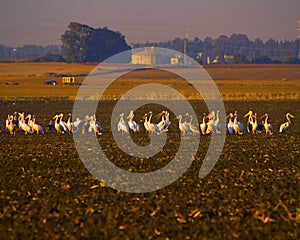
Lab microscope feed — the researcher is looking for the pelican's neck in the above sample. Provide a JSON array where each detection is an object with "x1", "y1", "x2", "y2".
[
  {"x1": 234, "y1": 115, "x2": 238, "y2": 124},
  {"x1": 178, "y1": 115, "x2": 182, "y2": 124},
  {"x1": 254, "y1": 114, "x2": 257, "y2": 124},
  {"x1": 264, "y1": 116, "x2": 268, "y2": 125},
  {"x1": 148, "y1": 113, "x2": 153, "y2": 123}
]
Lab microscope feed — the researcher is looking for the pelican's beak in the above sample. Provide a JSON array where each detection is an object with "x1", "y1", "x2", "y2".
[
  {"x1": 126, "y1": 112, "x2": 133, "y2": 119},
  {"x1": 243, "y1": 111, "x2": 251, "y2": 118},
  {"x1": 260, "y1": 114, "x2": 267, "y2": 119},
  {"x1": 156, "y1": 111, "x2": 164, "y2": 118}
]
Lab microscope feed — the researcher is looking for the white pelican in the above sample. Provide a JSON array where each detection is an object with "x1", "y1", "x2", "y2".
[
  {"x1": 214, "y1": 110, "x2": 221, "y2": 134},
  {"x1": 118, "y1": 113, "x2": 129, "y2": 134},
  {"x1": 251, "y1": 113, "x2": 258, "y2": 134},
  {"x1": 18, "y1": 113, "x2": 32, "y2": 134},
  {"x1": 90, "y1": 114, "x2": 102, "y2": 135},
  {"x1": 146, "y1": 111, "x2": 160, "y2": 134},
  {"x1": 58, "y1": 113, "x2": 68, "y2": 132},
  {"x1": 279, "y1": 113, "x2": 294, "y2": 134},
  {"x1": 206, "y1": 118, "x2": 215, "y2": 134},
  {"x1": 53, "y1": 114, "x2": 66, "y2": 133},
  {"x1": 66, "y1": 114, "x2": 74, "y2": 133},
  {"x1": 183, "y1": 113, "x2": 192, "y2": 133},
  {"x1": 73, "y1": 117, "x2": 83, "y2": 133},
  {"x1": 188, "y1": 115, "x2": 199, "y2": 135},
  {"x1": 200, "y1": 113, "x2": 207, "y2": 135},
  {"x1": 26, "y1": 114, "x2": 44, "y2": 134},
  {"x1": 200, "y1": 114, "x2": 207, "y2": 135},
  {"x1": 206, "y1": 111, "x2": 217, "y2": 134},
  {"x1": 233, "y1": 111, "x2": 244, "y2": 135},
  {"x1": 6, "y1": 115, "x2": 17, "y2": 135},
  {"x1": 164, "y1": 111, "x2": 171, "y2": 130},
  {"x1": 156, "y1": 110, "x2": 172, "y2": 132},
  {"x1": 127, "y1": 110, "x2": 140, "y2": 132},
  {"x1": 226, "y1": 113, "x2": 234, "y2": 134},
  {"x1": 156, "y1": 111, "x2": 166, "y2": 132},
  {"x1": 81, "y1": 115, "x2": 91, "y2": 134},
  {"x1": 142, "y1": 114, "x2": 151, "y2": 133},
  {"x1": 46, "y1": 120, "x2": 55, "y2": 133},
  {"x1": 175, "y1": 114, "x2": 188, "y2": 134},
  {"x1": 244, "y1": 111, "x2": 255, "y2": 133},
  {"x1": 261, "y1": 114, "x2": 273, "y2": 135}
]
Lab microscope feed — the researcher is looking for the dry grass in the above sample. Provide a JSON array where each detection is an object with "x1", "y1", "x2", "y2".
[{"x1": 0, "y1": 63, "x2": 299, "y2": 100}]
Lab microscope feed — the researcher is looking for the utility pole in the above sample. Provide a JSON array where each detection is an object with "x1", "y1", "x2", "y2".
[
  {"x1": 297, "y1": 20, "x2": 300, "y2": 60},
  {"x1": 183, "y1": 30, "x2": 188, "y2": 64}
]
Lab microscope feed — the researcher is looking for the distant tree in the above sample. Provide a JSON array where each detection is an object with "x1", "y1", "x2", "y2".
[
  {"x1": 61, "y1": 22, "x2": 131, "y2": 62},
  {"x1": 102, "y1": 33, "x2": 300, "y2": 64},
  {"x1": 31, "y1": 54, "x2": 66, "y2": 62},
  {"x1": 283, "y1": 56, "x2": 300, "y2": 64},
  {"x1": 254, "y1": 55, "x2": 272, "y2": 64},
  {"x1": 233, "y1": 53, "x2": 249, "y2": 64}
]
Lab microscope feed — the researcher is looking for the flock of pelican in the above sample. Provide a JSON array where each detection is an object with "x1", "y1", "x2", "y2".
[
  {"x1": 117, "y1": 110, "x2": 295, "y2": 136},
  {"x1": 3, "y1": 110, "x2": 295, "y2": 136},
  {"x1": 5, "y1": 112, "x2": 44, "y2": 135},
  {"x1": 4, "y1": 112, "x2": 102, "y2": 136}
]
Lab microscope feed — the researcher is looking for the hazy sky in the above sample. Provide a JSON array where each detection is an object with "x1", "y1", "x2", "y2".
[{"x1": 1, "y1": 0, "x2": 299, "y2": 47}]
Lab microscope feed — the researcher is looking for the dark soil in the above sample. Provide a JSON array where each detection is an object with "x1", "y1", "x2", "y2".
[{"x1": 0, "y1": 100, "x2": 299, "y2": 239}]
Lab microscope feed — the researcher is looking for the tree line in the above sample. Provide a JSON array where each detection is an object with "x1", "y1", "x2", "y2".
[
  {"x1": 134, "y1": 34, "x2": 300, "y2": 64},
  {"x1": 0, "y1": 44, "x2": 59, "y2": 62},
  {"x1": 0, "y1": 22, "x2": 299, "y2": 64}
]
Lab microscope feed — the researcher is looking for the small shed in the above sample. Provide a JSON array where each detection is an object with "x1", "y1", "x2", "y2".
[
  {"x1": 170, "y1": 57, "x2": 179, "y2": 65},
  {"x1": 62, "y1": 76, "x2": 75, "y2": 85}
]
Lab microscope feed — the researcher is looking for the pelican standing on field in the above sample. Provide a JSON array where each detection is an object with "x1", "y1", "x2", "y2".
[
  {"x1": 206, "y1": 111, "x2": 216, "y2": 134},
  {"x1": 53, "y1": 114, "x2": 65, "y2": 133},
  {"x1": 200, "y1": 114, "x2": 207, "y2": 135},
  {"x1": 226, "y1": 113, "x2": 234, "y2": 135},
  {"x1": 142, "y1": 114, "x2": 150, "y2": 133},
  {"x1": 118, "y1": 113, "x2": 129, "y2": 134},
  {"x1": 26, "y1": 114, "x2": 44, "y2": 134},
  {"x1": 6, "y1": 115, "x2": 17, "y2": 135},
  {"x1": 90, "y1": 114, "x2": 102, "y2": 135},
  {"x1": 261, "y1": 114, "x2": 273, "y2": 135},
  {"x1": 244, "y1": 111, "x2": 255, "y2": 133},
  {"x1": 279, "y1": 113, "x2": 294, "y2": 134},
  {"x1": 233, "y1": 111, "x2": 244, "y2": 135},
  {"x1": 183, "y1": 113, "x2": 192, "y2": 134},
  {"x1": 18, "y1": 112, "x2": 32, "y2": 134},
  {"x1": 66, "y1": 114, "x2": 74, "y2": 133},
  {"x1": 164, "y1": 111, "x2": 171, "y2": 131},
  {"x1": 127, "y1": 110, "x2": 140, "y2": 132},
  {"x1": 188, "y1": 115, "x2": 199, "y2": 135},
  {"x1": 146, "y1": 111, "x2": 160, "y2": 134},
  {"x1": 73, "y1": 117, "x2": 83, "y2": 133},
  {"x1": 214, "y1": 110, "x2": 221, "y2": 134},
  {"x1": 156, "y1": 111, "x2": 171, "y2": 132},
  {"x1": 175, "y1": 114, "x2": 188, "y2": 134},
  {"x1": 59, "y1": 113, "x2": 68, "y2": 132}
]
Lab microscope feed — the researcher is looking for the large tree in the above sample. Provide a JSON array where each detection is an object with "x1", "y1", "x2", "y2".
[{"x1": 61, "y1": 22, "x2": 131, "y2": 62}]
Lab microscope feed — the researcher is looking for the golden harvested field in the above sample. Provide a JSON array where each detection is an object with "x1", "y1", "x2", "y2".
[
  {"x1": 0, "y1": 63, "x2": 299, "y2": 100},
  {"x1": 0, "y1": 63, "x2": 300, "y2": 239}
]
